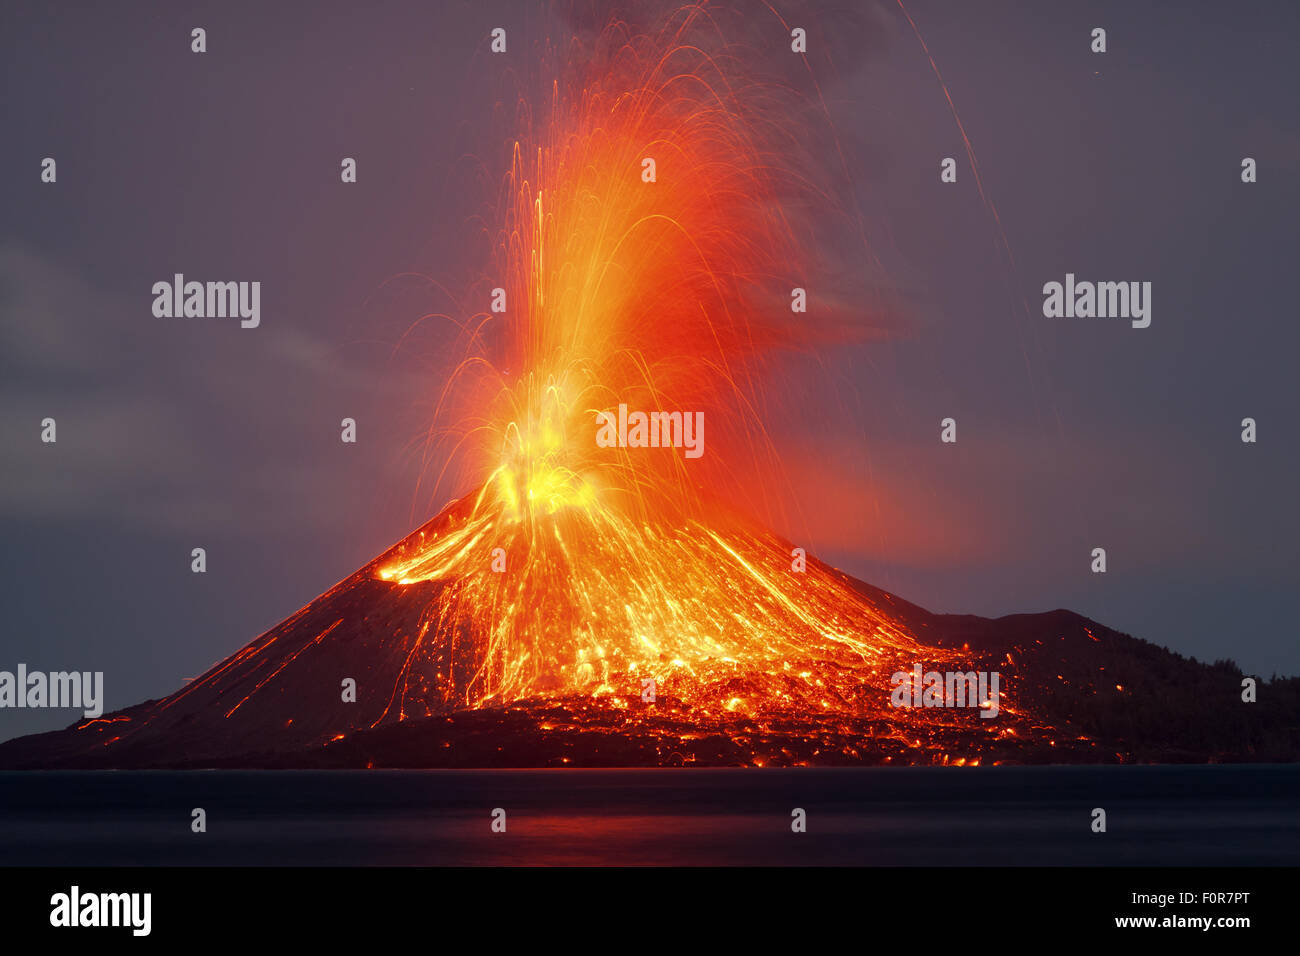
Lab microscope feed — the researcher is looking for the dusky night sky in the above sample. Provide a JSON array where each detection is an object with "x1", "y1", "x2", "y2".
[{"x1": 2, "y1": 0, "x2": 1297, "y2": 741}]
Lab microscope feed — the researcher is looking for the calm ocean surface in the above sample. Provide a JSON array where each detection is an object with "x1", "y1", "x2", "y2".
[{"x1": 1, "y1": 765, "x2": 1296, "y2": 865}]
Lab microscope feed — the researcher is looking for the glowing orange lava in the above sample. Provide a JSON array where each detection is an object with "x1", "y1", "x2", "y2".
[{"x1": 377, "y1": 6, "x2": 957, "y2": 720}]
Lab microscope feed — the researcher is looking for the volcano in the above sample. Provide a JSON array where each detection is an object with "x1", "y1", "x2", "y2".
[
  {"x1": 5, "y1": 488, "x2": 1295, "y2": 770},
  {"x1": 7, "y1": 5, "x2": 1297, "y2": 771},
  {"x1": 0, "y1": 489, "x2": 1045, "y2": 768}
]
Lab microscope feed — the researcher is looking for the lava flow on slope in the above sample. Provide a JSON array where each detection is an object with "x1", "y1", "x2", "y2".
[{"x1": 53, "y1": 489, "x2": 1069, "y2": 768}]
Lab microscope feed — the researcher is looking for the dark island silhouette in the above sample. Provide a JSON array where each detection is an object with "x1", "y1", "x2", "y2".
[{"x1": 3, "y1": 493, "x2": 1297, "y2": 770}]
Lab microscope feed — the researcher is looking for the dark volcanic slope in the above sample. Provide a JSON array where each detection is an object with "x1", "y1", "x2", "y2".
[
  {"x1": 0, "y1": 507, "x2": 466, "y2": 769},
  {"x1": 845, "y1": 577, "x2": 1300, "y2": 764}
]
